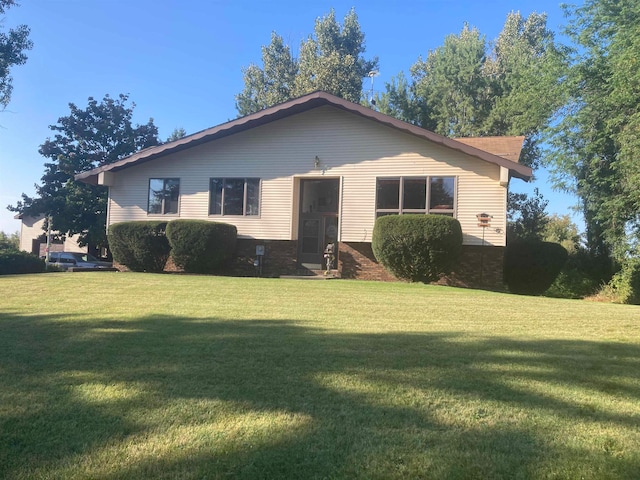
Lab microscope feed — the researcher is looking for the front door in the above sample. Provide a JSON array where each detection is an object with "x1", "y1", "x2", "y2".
[{"x1": 298, "y1": 179, "x2": 339, "y2": 269}]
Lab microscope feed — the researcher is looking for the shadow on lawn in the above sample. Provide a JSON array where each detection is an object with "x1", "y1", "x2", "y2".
[{"x1": 1, "y1": 312, "x2": 639, "y2": 479}]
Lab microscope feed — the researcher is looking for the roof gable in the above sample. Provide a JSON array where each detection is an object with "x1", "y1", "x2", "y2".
[{"x1": 75, "y1": 91, "x2": 532, "y2": 184}]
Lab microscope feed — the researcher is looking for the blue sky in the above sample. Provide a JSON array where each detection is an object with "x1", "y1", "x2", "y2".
[{"x1": 0, "y1": 0, "x2": 578, "y2": 234}]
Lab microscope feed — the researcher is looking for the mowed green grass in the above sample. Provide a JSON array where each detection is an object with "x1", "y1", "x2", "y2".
[{"x1": 1, "y1": 273, "x2": 639, "y2": 479}]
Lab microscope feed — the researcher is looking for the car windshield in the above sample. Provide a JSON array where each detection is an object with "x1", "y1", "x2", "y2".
[{"x1": 70, "y1": 253, "x2": 99, "y2": 262}]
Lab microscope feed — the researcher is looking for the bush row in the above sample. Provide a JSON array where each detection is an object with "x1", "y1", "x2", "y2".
[
  {"x1": 371, "y1": 215, "x2": 569, "y2": 295},
  {"x1": 108, "y1": 220, "x2": 237, "y2": 274},
  {"x1": 0, "y1": 251, "x2": 46, "y2": 275}
]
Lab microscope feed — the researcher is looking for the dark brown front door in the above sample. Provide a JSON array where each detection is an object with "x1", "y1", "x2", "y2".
[{"x1": 298, "y1": 179, "x2": 339, "y2": 269}]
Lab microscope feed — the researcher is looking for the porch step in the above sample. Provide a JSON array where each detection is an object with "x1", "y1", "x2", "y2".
[{"x1": 280, "y1": 269, "x2": 341, "y2": 280}]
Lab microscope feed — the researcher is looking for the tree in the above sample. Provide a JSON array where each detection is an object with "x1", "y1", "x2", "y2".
[
  {"x1": 236, "y1": 32, "x2": 298, "y2": 116},
  {"x1": 166, "y1": 127, "x2": 187, "y2": 142},
  {"x1": 410, "y1": 24, "x2": 490, "y2": 137},
  {"x1": 0, "y1": 231, "x2": 19, "y2": 251},
  {"x1": 0, "y1": 0, "x2": 32, "y2": 109},
  {"x1": 235, "y1": 8, "x2": 378, "y2": 116},
  {"x1": 546, "y1": 0, "x2": 640, "y2": 261},
  {"x1": 294, "y1": 8, "x2": 378, "y2": 103},
  {"x1": 507, "y1": 188, "x2": 549, "y2": 241},
  {"x1": 543, "y1": 214, "x2": 581, "y2": 254},
  {"x1": 378, "y1": 12, "x2": 566, "y2": 168},
  {"x1": 9, "y1": 94, "x2": 159, "y2": 250}
]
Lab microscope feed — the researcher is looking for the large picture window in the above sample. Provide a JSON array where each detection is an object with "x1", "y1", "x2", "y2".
[
  {"x1": 376, "y1": 176, "x2": 455, "y2": 217},
  {"x1": 148, "y1": 178, "x2": 180, "y2": 214},
  {"x1": 209, "y1": 178, "x2": 260, "y2": 216}
]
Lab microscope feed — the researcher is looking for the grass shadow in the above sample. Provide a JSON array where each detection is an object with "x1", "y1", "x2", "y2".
[{"x1": 1, "y1": 312, "x2": 639, "y2": 478}]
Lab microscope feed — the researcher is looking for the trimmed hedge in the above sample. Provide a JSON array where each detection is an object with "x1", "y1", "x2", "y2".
[
  {"x1": 166, "y1": 220, "x2": 237, "y2": 274},
  {"x1": 108, "y1": 221, "x2": 171, "y2": 272},
  {"x1": 504, "y1": 240, "x2": 568, "y2": 295},
  {"x1": 0, "y1": 251, "x2": 46, "y2": 275},
  {"x1": 372, "y1": 214, "x2": 463, "y2": 283}
]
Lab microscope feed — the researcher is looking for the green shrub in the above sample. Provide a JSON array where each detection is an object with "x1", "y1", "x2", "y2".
[
  {"x1": 607, "y1": 258, "x2": 640, "y2": 305},
  {"x1": 543, "y1": 248, "x2": 602, "y2": 299},
  {"x1": 108, "y1": 221, "x2": 170, "y2": 272},
  {"x1": 166, "y1": 220, "x2": 237, "y2": 274},
  {"x1": 0, "y1": 251, "x2": 46, "y2": 275},
  {"x1": 372, "y1": 214, "x2": 463, "y2": 283},
  {"x1": 504, "y1": 240, "x2": 568, "y2": 295}
]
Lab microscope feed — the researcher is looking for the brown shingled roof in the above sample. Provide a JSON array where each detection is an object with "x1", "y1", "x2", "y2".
[
  {"x1": 75, "y1": 91, "x2": 532, "y2": 184},
  {"x1": 455, "y1": 136, "x2": 525, "y2": 163}
]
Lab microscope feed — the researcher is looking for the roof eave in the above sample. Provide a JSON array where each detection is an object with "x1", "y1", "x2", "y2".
[{"x1": 74, "y1": 91, "x2": 533, "y2": 184}]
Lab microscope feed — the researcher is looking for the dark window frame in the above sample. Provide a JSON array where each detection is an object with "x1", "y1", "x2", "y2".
[
  {"x1": 209, "y1": 178, "x2": 261, "y2": 216},
  {"x1": 148, "y1": 178, "x2": 180, "y2": 215},
  {"x1": 375, "y1": 176, "x2": 456, "y2": 218}
]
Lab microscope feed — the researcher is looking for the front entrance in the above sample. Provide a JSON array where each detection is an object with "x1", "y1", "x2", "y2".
[{"x1": 298, "y1": 179, "x2": 340, "y2": 269}]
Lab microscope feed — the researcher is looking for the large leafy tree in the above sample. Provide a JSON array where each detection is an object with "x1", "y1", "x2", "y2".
[
  {"x1": 378, "y1": 12, "x2": 566, "y2": 168},
  {"x1": 9, "y1": 94, "x2": 159, "y2": 249},
  {"x1": 0, "y1": 0, "x2": 32, "y2": 109},
  {"x1": 236, "y1": 32, "x2": 298, "y2": 116},
  {"x1": 294, "y1": 8, "x2": 378, "y2": 103},
  {"x1": 547, "y1": 0, "x2": 640, "y2": 261},
  {"x1": 506, "y1": 188, "x2": 549, "y2": 242},
  {"x1": 409, "y1": 24, "x2": 490, "y2": 137},
  {"x1": 235, "y1": 8, "x2": 378, "y2": 116}
]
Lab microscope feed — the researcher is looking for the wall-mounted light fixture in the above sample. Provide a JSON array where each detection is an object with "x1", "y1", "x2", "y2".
[{"x1": 314, "y1": 156, "x2": 320, "y2": 168}]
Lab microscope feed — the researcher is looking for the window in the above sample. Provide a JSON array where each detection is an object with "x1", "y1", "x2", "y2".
[
  {"x1": 376, "y1": 176, "x2": 456, "y2": 217},
  {"x1": 429, "y1": 177, "x2": 455, "y2": 212},
  {"x1": 148, "y1": 178, "x2": 180, "y2": 214},
  {"x1": 209, "y1": 178, "x2": 260, "y2": 216}
]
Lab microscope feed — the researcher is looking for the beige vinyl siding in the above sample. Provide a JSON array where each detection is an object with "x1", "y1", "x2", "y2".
[
  {"x1": 107, "y1": 106, "x2": 509, "y2": 246},
  {"x1": 18, "y1": 215, "x2": 86, "y2": 253},
  {"x1": 18, "y1": 216, "x2": 43, "y2": 252}
]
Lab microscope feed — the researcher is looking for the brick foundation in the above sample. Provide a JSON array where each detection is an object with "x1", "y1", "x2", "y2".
[
  {"x1": 339, "y1": 242, "x2": 505, "y2": 290},
  {"x1": 338, "y1": 242, "x2": 397, "y2": 281},
  {"x1": 226, "y1": 239, "x2": 299, "y2": 277},
  {"x1": 438, "y1": 245, "x2": 505, "y2": 291},
  {"x1": 115, "y1": 238, "x2": 505, "y2": 290}
]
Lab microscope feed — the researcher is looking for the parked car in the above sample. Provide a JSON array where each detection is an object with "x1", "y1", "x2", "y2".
[{"x1": 46, "y1": 252, "x2": 113, "y2": 270}]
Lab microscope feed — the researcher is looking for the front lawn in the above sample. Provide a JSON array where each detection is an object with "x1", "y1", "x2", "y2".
[{"x1": 1, "y1": 273, "x2": 639, "y2": 479}]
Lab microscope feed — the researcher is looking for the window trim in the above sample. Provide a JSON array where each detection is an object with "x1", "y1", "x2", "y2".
[
  {"x1": 208, "y1": 177, "x2": 261, "y2": 217},
  {"x1": 147, "y1": 178, "x2": 180, "y2": 215},
  {"x1": 375, "y1": 176, "x2": 457, "y2": 218}
]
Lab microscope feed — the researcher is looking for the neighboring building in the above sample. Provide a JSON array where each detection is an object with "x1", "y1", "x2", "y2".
[
  {"x1": 15, "y1": 214, "x2": 87, "y2": 257},
  {"x1": 75, "y1": 91, "x2": 532, "y2": 288}
]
